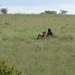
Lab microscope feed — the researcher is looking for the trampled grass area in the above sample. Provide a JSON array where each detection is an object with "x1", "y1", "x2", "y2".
[{"x1": 0, "y1": 14, "x2": 75, "y2": 75}]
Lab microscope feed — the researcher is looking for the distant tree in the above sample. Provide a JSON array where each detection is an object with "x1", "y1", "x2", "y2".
[
  {"x1": 60, "y1": 10, "x2": 68, "y2": 15},
  {"x1": 1, "y1": 8, "x2": 8, "y2": 14},
  {"x1": 0, "y1": 5, "x2": 1, "y2": 14},
  {"x1": 44, "y1": 10, "x2": 57, "y2": 14}
]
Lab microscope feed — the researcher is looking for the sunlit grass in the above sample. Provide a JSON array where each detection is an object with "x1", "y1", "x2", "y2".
[{"x1": 0, "y1": 14, "x2": 75, "y2": 75}]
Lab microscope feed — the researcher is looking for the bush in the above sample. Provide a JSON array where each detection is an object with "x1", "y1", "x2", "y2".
[{"x1": 0, "y1": 60, "x2": 22, "y2": 75}]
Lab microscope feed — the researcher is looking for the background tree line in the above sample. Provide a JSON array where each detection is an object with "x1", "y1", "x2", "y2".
[
  {"x1": 0, "y1": 5, "x2": 68, "y2": 14},
  {"x1": 41, "y1": 10, "x2": 68, "y2": 15}
]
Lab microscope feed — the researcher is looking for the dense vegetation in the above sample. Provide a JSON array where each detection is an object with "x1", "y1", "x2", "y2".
[
  {"x1": 0, "y1": 14, "x2": 75, "y2": 75},
  {"x1": 0, "y1": 60, "x2": 21, "y2": 75}
]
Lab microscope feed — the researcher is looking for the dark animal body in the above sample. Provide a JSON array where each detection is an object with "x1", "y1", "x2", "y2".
[{"x1": 46, "y1": 28, "x2": 53, "y2": 37}]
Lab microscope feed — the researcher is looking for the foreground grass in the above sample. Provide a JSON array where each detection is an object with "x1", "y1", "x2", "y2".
[{"x1": 0, "y1": 14, "x2": 75, "y2": 75}]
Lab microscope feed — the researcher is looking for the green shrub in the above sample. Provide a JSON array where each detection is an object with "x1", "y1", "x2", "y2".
[{"x1": 0, "y1": 60, "x2": 22, "y2": 75}]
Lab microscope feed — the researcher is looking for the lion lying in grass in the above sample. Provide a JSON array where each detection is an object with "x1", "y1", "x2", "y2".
[{"x1": 37, "y1": 28, "x2": 53, "y2": 39}]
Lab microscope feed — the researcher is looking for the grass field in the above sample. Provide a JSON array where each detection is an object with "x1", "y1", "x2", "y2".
[{"x1": 0, "y1": 14, "x2": 75, "y2": 75}]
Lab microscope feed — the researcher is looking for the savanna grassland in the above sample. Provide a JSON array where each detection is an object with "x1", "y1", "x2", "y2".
[{"x1": 0, "y1": 14, "x2": 75, "y2": 75}]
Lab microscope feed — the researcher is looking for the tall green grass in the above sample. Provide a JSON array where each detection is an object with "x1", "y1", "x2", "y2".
[{"x1": 0, "y1": 14, "x2": 75, "y2": 75}]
